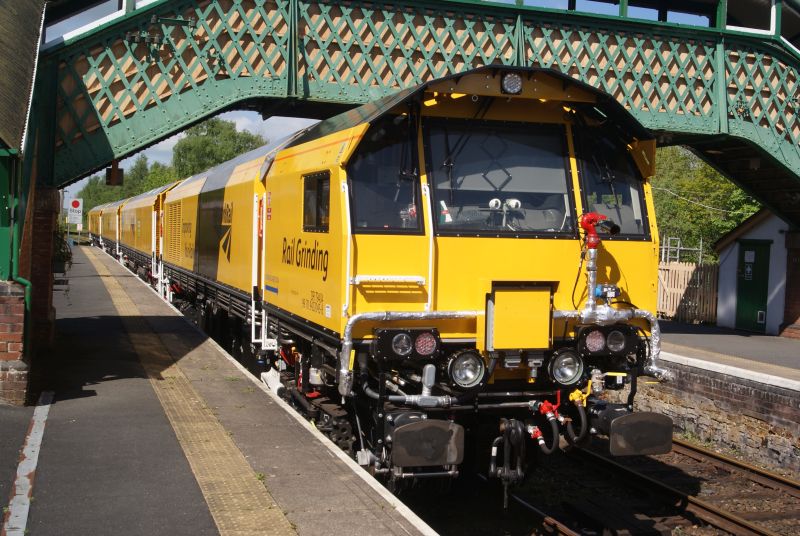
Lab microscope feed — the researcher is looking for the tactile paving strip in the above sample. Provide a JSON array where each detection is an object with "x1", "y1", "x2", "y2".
[{"x1": 85, "y1": 248, "x2": 295, "y2": 536}]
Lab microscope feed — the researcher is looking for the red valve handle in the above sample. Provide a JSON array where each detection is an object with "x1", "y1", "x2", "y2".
[
  {"x1": 538, "y1": 400, "x2": 557, "y2": 417},
  {"x1": 579, "y1": 212, "x2": 607, "y2": 249}
]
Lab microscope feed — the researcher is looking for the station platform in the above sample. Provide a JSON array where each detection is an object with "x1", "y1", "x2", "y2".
[
  {"x1": 660, "y1": 322, "x2": 800, "y2": 388},
  {"x1": 1, "y1": 246, "x2": 434, "y2": 536}
]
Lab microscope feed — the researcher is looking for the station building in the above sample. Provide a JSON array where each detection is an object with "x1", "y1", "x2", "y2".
[{"x1": 715, "y1": 209, "x2": 800, "y2": 338}]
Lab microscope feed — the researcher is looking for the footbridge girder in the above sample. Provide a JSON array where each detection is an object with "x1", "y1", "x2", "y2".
[{"x1": 31, "y1": 0, "x2": 800, "y2": 226}]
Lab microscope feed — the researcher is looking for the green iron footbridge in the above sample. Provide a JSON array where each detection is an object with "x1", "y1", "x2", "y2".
[{"x1": 29, "y1": 0, "x2": 800, "y2": 226}]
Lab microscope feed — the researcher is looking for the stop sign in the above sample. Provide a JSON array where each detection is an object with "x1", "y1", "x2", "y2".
[{"x1": 68, "y1": 198, "x2": 83, "y2": 224}]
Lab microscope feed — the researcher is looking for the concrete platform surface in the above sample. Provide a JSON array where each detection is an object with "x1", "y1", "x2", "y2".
[
  {"x1": 0, "y1": 404, "x2": 33, "y2": 513},
  {"x1": 660, "y1": 321, "x2": 800, "y2": 386},
  {"x1": 2, "y1": 246, "x2": 433, "y2": 536}
]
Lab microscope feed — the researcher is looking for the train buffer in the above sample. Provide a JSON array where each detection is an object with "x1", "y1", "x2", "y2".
[{"x1": 0, "y1": 245, "x2": 434, "y2": 536}]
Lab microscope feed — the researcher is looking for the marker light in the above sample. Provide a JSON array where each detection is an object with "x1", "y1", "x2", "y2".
[
  {"x1": 448, "y1": 351, "x2": 486, "y2": 389},
  {"x1": 606, "y1": 330, "x2": 627, "y2": 353},
  {"x1": 584, "y1": 330, "x2": 606, "y2": 353},
  {"x1": 414, "y1": 332, "x2": 438, "y2": 356},
  {"x1": 391, "y1": 333, "x2": 413, "y2": 357},
  {"x1": 501, "y1": 72, "x2": 523, "y2": 95},
  {"x1": 549, "y1": 350, "x2": 584, "y2": 386}
]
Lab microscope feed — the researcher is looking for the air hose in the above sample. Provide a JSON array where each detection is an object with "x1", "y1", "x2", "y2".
[
  {"x1": 565, "y1": 402, "x2": 589, "y2": 445},
  {"x1": 538, "y1": 417, "x2": 559, "y2": 454}
]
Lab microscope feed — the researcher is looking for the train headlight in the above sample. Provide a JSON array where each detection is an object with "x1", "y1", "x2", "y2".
[
  {"x1": 414, "y1": 332, "x2": 438, "y2": 356},
  {"x1": 501, "y1": 72, "x2": 523, "y2": 95},
  {"x1": 448, "y1": 351, "x2": 485, "y2": 389},
  {"x1": 549, "y1": 350, "x2": 584, "y2": 386},
  {"x1": 391, "y1": 333, "x2": 413, "y2": 357},
  {"x1": 584, "y1": 329, "x2": 606, "y2": 353},
  {"x1": 606, "y1": 330, "x2": 627, "y2": 354}
]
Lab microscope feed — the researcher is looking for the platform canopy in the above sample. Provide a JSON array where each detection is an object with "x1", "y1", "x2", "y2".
[{"x1": 0, "y1": 0, "x2": 47, "y2": 151}]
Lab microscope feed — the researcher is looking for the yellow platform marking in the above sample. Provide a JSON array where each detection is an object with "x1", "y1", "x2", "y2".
[{"x1": 84, "y1": 248, "x2": 295, "y2": 536}]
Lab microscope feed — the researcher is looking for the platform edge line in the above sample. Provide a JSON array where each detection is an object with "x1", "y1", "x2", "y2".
[
  {"x1": 102, "y1": 247, "x2": 440, "y2": 536},
  {"x1": 2, "y1": 391, "x2": 54, "y2": 536}
]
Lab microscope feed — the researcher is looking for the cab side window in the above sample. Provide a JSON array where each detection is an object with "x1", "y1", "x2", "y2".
[
  {"x1": 303, "y1": 171, "x2": 330, "y2": 232},
  {"x1": 347, "y1": 114, "x2": 421, "y2": 233}
]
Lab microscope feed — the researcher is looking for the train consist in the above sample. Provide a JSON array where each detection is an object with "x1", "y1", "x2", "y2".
[{"x1": 88, "y1": 66, "x2": 673, "y2": 490}]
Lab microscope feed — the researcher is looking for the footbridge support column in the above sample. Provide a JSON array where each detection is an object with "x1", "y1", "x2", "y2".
[{"x1": 28, "y1": 188, "x2": 60, "y2": 350}]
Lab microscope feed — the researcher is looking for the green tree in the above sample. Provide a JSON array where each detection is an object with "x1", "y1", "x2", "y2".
[
  {"x1": 121, "y1": 154, "x2": 150, "y2": 198},
  {"x1": 172, "y1": 118, "x2": 265, "y2": 178},
  {"x1": 141, "y1": 162, "x2": 176, "y2": 192},
  {"x1": 652, "y1": 146, "x2": 760, "y2": 261},
  {"x1": 78, "y1": 117, "x2": 266, "y2": 220},
  {"x1": 79, "y1": 175, "x2": 122, "y2": 217}
]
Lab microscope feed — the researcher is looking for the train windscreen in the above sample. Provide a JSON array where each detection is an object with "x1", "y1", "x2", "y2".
[
  {"x1": 576, "y1": 127, "x2": 648, "y2": 237},
  {"x1": 424, "y1": 119, "x2": 573, "y2": 235}
]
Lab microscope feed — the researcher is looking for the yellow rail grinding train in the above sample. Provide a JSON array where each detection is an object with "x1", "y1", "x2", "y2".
[{"x1": 88, "y1": 66, "x2": 673, "y2": 489}]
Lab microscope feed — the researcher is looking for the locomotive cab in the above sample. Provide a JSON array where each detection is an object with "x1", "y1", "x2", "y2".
[{"x1": 261, "y1": 66, "x2": 672, "y2": 487}]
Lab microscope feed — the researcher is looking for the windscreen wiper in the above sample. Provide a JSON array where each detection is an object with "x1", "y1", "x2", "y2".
[
  {"x1": 592, "y1": 153, "x2": 620, "y2": 208},
  {"x1": 441, "y1": 97, "x2": 494, "y2": 204}
]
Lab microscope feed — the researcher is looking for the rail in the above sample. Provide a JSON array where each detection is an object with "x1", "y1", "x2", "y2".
[{"x1": 571, "y1": 445, "x2": 794, "y2": 536}]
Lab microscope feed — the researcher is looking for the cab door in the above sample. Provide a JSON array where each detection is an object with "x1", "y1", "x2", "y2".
[{"x1": 347, "y1": 115, "x2": 432, "y2": 313}]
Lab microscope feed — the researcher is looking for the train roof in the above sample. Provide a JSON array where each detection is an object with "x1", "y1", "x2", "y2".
[
  {"x1": 122, "y1": 181, "x2": 181, "y2": 211},
  {"x1": 168, "y1": 130, "x2": 308, "y2": 200},
  {"x1": 103, "y1": 197, "x2": 128, "y2": 211},
  {"x1": 87, "y1": 202, "x2": 109, "y2": 215},
  {"x1": 289, "y1": 65, "x2": 653, "y2": 148}
]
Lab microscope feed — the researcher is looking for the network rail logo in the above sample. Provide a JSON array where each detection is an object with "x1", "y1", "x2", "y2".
[{"x1": 221, "y1": 202, "x2": 233, "y2": 261}]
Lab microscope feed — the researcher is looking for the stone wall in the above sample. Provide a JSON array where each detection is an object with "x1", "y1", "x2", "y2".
[
  {"x1": 618, "y1": 362, "x2": 800, "y2": 475},
  {"x1": 0, "y1": 281, "x2": 27, "y2": 405}
]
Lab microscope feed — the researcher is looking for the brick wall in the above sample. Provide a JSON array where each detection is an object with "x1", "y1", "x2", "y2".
[
  {"x1": 0, "y1": 282, "x2": 27, "y2": 405},
  {"x1": 30, "y1": 187, "x2": 59, "y2": 347},
  {"x1": 611, "y1": 362, "x2": 800, "y2": 474}
]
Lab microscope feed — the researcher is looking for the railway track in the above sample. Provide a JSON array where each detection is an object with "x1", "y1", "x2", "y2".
[
  {"x1": 175, "y1": 288, "x2": 798, "y2": 536},
  {"x1": 568, "y1": 439, "x2": 800, "y2": 536}
]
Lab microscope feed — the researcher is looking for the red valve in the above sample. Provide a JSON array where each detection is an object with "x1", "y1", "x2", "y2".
[
  {"x1": 538, "y1": 400, "x2": 557, "y2": 417},
  {"x1": 530, "y1": 426, "x2": 543, "y2": 440},
  {"x1": 579, "y1": 212, "x2": 607, "y2": 250}
]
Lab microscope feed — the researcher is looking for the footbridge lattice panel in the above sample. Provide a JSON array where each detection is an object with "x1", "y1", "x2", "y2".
[{"x1": 35, "y1": 0, "x2": 800, "y2": 224}]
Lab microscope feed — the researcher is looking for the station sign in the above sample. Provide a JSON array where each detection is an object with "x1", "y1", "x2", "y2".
[{"x1": 68, "y1": 198, "x2": 83, "y2": 225}]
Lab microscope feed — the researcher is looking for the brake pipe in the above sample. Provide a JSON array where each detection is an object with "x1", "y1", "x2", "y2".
[
  {"x1": 565, "y1": 404, "x2": 589, "y2": 445},
  {"x1": 526, "y1": 401, "x2": 559, "y2": 454},
  {"x1": 555, "y1": 213, "x2": 672, "y2": 382},
  {"x1": 528, "y1": 419, "x2": 559, "y2": 455},
  {"x1": 565, "y1": 384, "x2": 591, "y2": 445}
]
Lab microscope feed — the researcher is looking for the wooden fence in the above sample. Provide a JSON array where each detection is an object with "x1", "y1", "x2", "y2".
[{"x1": 657, "y1": 262, "x2": 719, "y2": 324}]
